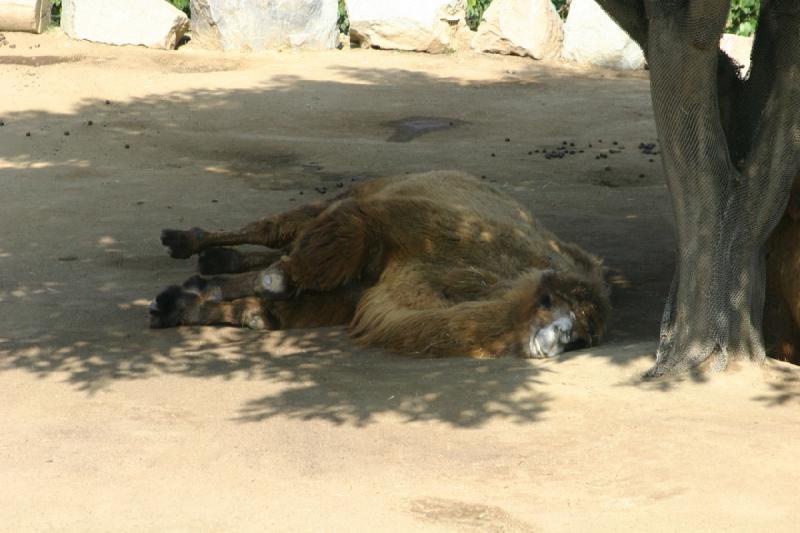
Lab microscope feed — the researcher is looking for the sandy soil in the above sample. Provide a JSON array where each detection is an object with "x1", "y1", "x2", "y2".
[{"x1": 1, "y1": 30, "x2": 799, "y2": 532}]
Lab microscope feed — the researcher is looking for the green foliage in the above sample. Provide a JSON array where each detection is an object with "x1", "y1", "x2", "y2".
[
  {"x1": 50, "y1": 0, "x2": 61, "y2": 23},
  {"x1": 337, "y1": 0, "x2": 349, "y2": 34},
  {"x1": 551, "y1": 0, "x2": 570, "y2": 19},
  {"x1": 727, "y1": 0, "x2": 760, "y2": 36},
  {"x1": 170, "y1": 0, "x2": 191, "y2": 17},
  {"x1": 466, "y1": 0, "x2": 492, "y2": 31}
]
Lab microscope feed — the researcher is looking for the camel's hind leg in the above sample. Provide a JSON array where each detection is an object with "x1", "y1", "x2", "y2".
[
  {"x1": 179, "y1": 268, "x2": 291, "y2": 302},
  {"x1": 160, "y1": 198, "x2": 337, "y2": 259},
  {"x1": 265, "y1": 198, "x2": 384, "y2": 294},
  {"x1": 197, "y1": 247, "x2": 284, "y2": 275},
  {"x1": 149, "y1": 285, "x2": 360, "y2": 330}
]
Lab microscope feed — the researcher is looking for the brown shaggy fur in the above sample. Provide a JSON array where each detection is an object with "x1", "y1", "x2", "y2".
[{"x1": 151, "y1": 171, "x2": 610, "y2": 358}]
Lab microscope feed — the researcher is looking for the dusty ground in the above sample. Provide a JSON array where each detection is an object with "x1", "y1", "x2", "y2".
[{"x1": 1, "y1": 30, "x2": 799, "y2": 532}]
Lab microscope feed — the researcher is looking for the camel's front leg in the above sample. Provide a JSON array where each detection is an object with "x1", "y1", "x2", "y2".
[{"x1": 645, "y1": 1, "x2": 800, "y2": 376}]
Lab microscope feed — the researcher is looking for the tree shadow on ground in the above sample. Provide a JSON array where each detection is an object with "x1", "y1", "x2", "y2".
[{"x1": 4, "y1": 57, "x2": 784, "y2": 424}]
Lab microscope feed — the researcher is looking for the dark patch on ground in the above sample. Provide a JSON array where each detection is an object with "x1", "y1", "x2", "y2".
[
  {"x1": 383, "y1": 116, "x2": 465, "y2": 142},
  {"x1": 0, "y1": 55, "x2": 84, "y2": 67}
]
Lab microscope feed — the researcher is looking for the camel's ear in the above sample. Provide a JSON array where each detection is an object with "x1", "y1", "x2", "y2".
[{"x1": 787, "y1": 180, "x2": 800, "y2": 221}]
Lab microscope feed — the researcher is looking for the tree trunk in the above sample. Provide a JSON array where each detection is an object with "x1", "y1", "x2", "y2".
[{"x1": 594, "y1": 0, "x2": 800, "y2": 376}]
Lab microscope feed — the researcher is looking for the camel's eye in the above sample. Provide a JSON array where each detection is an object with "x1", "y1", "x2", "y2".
[{"x1": 539, "y1": 293, "x2": 552, "y2": 310}]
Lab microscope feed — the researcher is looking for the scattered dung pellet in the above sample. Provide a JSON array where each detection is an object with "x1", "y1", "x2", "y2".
[
  {"x1": 0, "y1": 120, "x2": 4, "y2": 126},
  {"x1": 528, "y1": 151, "x2": 533, "y2": 155},
  {"x1": 166, "y1": 205, "x2": 172, "y2": 209},
  {"x1": 491, "y1": 153, "x2": 496, "y2": 157},
  {"x1": 649, "y1": 158, "x2": 655, "y2": 162},
  {"x1": 605, "y1": 166, "x2": 612, "y2": 171},
  {"x1": 595, "y1": 155, "x2": 600, "y2": 160},
  {"x1": 315, "y1": 186, "x2": 327, "y2": 194},
  {"x1": 569, "y1": 151, "x2": 576, "y2": 155},
  {"x1": 449, "y1": 121, "x2": 454, "y2": 126},
  {"x1": 562, "y1": 141, "x2": 568, "y2": 145},
  {"x1": 299, "y1": 191, "x2": 304, "y2": 195},
  {"x1": 579, "y1": 150, "x2": 584, "y2": 153},
  {"x1": 25, "y1": 132, "x2": 30, "y2": 137},
  {"x1": 136, "y1": 201, "x2": 144, "y2": 205},
  {"x1": 569, "y1": 142, "x2": 575, "y2": 147},
  {"x1": 481, "y1": 175, "x2": 487, "y2": 180},
  {"x1": 639, "y1": 174, "x2": 646, "y2": 178},
  {"x1": 612, "y1": 141, "x2": 618, "y2": 145},
  {"x1": 598, "y1": 139, "x2": 603, "y2": 143},
  {"x1": 211, "y1": 199, "x2": 218, "y2": 203},
  {"x1": 64, "y1": 131, "x2": 70, "y2": 136},
  {"x1": 124, "y1": 144, "x2": 130, "y2": 149},
  {"x1": 505, "y1": 138, "x2": 510, "y2": 142},
  {"x1": 336, "y1": 182, "x2": 344, "y2": 188},
  {"x1": 534, "y1": 149, "x2": 540, "y2": 153},
  {"x1": 588, "y1": 143, "x2": 593, "y2": 148},
  {"x1": 289, "y1": 198, "x2": 296, "y2": 202},
  {"x1": 105, "y1": 100, "x2": 111, "y2": 105},
  {"x1": 87, "y1": 120, "x2": 93, "y2": 126}
]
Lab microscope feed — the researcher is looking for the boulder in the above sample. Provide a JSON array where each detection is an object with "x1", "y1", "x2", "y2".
[
  {"x1": 720, "y1": 33, "x2": 753, "y2": 76},
  {"x1": 61, "y1": 0, "x2": 188, "y2": 49},
  {"x1": 190, "y1": 0, "x2": 339, "y2": 51},
  {"x1": 561, "y1": 0, "x2": 645, "y2": 70},
  {"x1": 348, "y1": 0, "x2": 470, "y2": 54},
  {"x1": 471, "y1": 0, "x2": 563, "y2": 60},
  {"x1": 0, "y1": 0, "x2": 51, "y2": 34}
]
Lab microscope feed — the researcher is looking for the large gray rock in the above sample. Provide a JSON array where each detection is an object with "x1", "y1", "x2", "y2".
[
  {"x1": 561, "y1": 0, "x2": 645, "y2": 70},
  {"x1": 348, "y1": 0, "x2": 470, "y2": 54},
  {"x1": 190, "y1": 0, "x2": 339, "y2": 51},
  {"x1": 471, "y1": 0, "x2": 563, "y2": 60},
  {"x1": 61, "y1": 0, "x2": 189, "y2": 49},
  {"x1": 0, "y1": 0, "x2": 51, "y2": 33}
]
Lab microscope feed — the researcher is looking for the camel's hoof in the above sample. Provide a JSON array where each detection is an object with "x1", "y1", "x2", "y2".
[
  {"x1": 149, "y1": 285, "x2": 198, "y2": 328},
  {"x1": 161, "y1": 227, "x2": 204, "y2": 259}
]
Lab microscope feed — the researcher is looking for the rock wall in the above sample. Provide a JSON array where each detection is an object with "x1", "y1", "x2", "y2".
[
  {"x1": 0, "y1": 0, "x2": 51, "y2": 33},
  {"x1": 348, "y1": 0, "x2": 470, "y2": 53},
  {"x1": 561, "y1": 0, "x2": 645, "y2": 70},
  {"x1": 61, "y1": 0, "x2": 189, "y2": 49},
  {"x1": 190, "y1": 0, "x2": 339, "y2": 51},
  {"x1": 471, "y1": 0, "x2": 563, "y2": 60}
]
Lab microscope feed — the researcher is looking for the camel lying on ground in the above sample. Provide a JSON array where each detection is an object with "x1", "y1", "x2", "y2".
[{"x1": 149, "y1": 171, "x2": 610, "y2": 358}]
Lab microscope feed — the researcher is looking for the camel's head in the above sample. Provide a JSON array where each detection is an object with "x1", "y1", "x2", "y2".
[{"x1": 522, "y1": 270, "x2": 610, "y2": 358}]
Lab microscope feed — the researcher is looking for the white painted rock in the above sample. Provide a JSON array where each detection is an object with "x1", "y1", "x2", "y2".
[
  {"x1": 0, "y1": 0, "x2": 51, "y2": 33},
  {"x1": 190, "y1": 0, "x2": 339, "y2": 51},
  {"x1": 561, "y1": 0, "x2": 645, "y2": 70},
  {"x1": 348, "y1": 0, "x2": 469, "y2": 54},
  {"x1": 471, "y1": 0, "x2": 563, "y2": 60},
  {"x1": 720, "y1": 33, "x2": 753, "y2": 76},
  {"x1": 61, "y1": 0, "x2": 189, "y2": 49}
]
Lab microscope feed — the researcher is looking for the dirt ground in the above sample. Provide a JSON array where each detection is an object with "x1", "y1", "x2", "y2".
[{"x1": 1, "y1": 30, "x2": 799, "y2": 532}]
